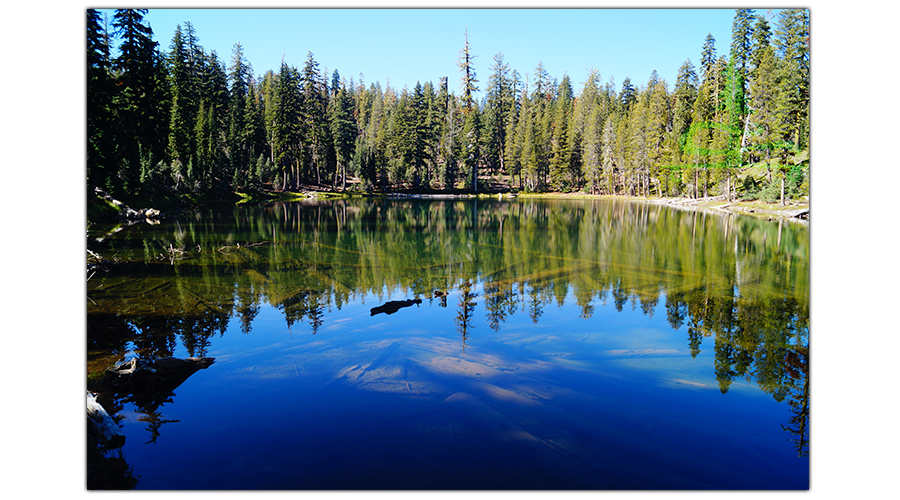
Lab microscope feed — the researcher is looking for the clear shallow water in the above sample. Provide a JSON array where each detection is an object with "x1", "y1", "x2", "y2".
[{"x1": 87, "y1": 197, "x2": 809, "y2": 490}]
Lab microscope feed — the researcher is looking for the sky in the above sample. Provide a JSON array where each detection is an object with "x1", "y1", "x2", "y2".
[{"x1": 103, "y1": 7, "x2": 750, "y2": 97}]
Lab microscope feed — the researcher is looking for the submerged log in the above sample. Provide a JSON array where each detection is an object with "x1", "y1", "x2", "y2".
[
  {"x1": 101, "y1": 356, "x2": 215, "y2": 403},
  {"x1": 370, "y1": 299, "x2": 422, "y2": 316},
  {"x1": 87, "y1": 391, "x2": 125, "y2": 448}
]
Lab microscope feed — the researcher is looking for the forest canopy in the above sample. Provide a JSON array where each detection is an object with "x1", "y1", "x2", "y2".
[{"x1": 87, "y1": 8, "x2": 809, "y2": 202}]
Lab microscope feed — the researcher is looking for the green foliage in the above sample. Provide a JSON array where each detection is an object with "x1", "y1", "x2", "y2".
[
  {"x1": 700, "y1": 33, "x2": 717, "y2": 80},
  {"x1": 87, "y1": 9, "x2": 808, "y2": 200},
  {"x1": 758, "y1": 176, "x2": 781, "y2": 203}
]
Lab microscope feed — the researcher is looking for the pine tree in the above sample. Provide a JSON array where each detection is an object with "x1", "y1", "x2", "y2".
[
  {"x1": 227, "y1": 42, "x2": 252, "y2": 187},
  {"x1": 614, "y1": 113, "x2": 632, "y2": 195},
  {"x1": 533, "y1": 61, "x2": 551, "y2": 101},
  {"x1": 243, "y1": 78, "x2": 267, "y2": 187},
  {"x1": 700, "y1": 33, "x2": 717, "y2": 81},
  {"x1": 689, "y1": 81, "x2": 714, "y2": 198},
  {"x1": 112, "y1": 8, "x2": 164, "y2": 194},
  {"x1": 87, "y1": 9, "x2": 115, "y2": 189},
  {"x1": 748, "y1": 46, "x2": 787, "y2": 184},
  {"x1": 484, "y1": 53, "x2": 512, "y2": 177},
  {"x1": 457, "y1": 27, "x2": 479, "y2": 113},
  {"x1": 647, "y1": 76, "x2": 670, "y2": 197},
  {"x1": 773, "y1": 8, "x2": 810, "y2": 151},
  {"x1": 329, "y1": 83, "x2": 356, "y2": 191},
  {"x1": 196, "y1": 50, "x2": 229, "y2": 188},
  {"x1": 438, "y1": 79, "x2": 461, "y2": 190},
  {"x1": 461, "y1": 102, "x2": 481, "y2": 192},
  {"x1": 731, "y1": 8, "x2": 756, "y2": 93},
  {"x1": 619, "y1": 77, "x2": 637, "y2": 110},
  {"x1": 583, "y1": 105, "x2": 604, "y2": 194},
  {"x1": 420, "y1": 81, "x2": 440, "y2": 187},
  {"x1": 520, "y1": 92, "x2": 539, "y2": 192},
  {"x1": 669, "y1": 59, "x2": 698, "y2": 193},
  {"x1": 549, "y1": 74, "x2": 574, "y2": 191},
  {"x1": 576, "y1": 68, "x2": 603, "y2": 194},
  {"x1": 300, "y1": 51, "x2": 329, "y2": 187},
  {"x1": 601, "y1": 113, "x2": 618, "y2": 194},
  {"x1": 714, "y1": 58, "x2": 746, "y2": 200},
  {"x1": 272, "y1": 62, "x2": 303, "y2": 190},
  {"x1": 368, "y1": 82, "x2": 391, "y2": 190},
  {"x1": 749, "y1": 12, "x2": 772, "y2": 84},
  {"x1": 166, "y1": 24, "x2": 197, "y2": 172},
  {"x1": 457, "y1": 29, "x2": 480, "y2": 192},
  {"x1": 629, "y1": 87, "x2": 650, "y2": 196},
  {"x1": 503, "y1": 73, "x2": 524, "y2": 189}
]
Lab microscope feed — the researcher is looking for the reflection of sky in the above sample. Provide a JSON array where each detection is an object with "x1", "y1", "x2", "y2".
[{"x1": 118, "y1": 285, "x2": 808, "y2": 489}]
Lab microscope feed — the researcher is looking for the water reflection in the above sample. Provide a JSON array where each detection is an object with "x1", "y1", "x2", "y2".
[{"x1": 87, "y1": 197, "x2": 810, "y2": 480}]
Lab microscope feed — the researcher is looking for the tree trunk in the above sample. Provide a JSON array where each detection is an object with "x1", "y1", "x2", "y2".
[
  {"x1": 87, "y1": 391, "x2": 125, "y2": 448},
  {"x1": 703, "y1": 169, "x2": 708, "y2": 198},
  {"x1": 780, "y1": 173, "x2": 785, "y2": 206},
  {"x1": 726, "y1": 172, "x2": 731, "y2": 202},
  {"x1": 694, "y1": 169, "x2": 699, "y2": 199}
]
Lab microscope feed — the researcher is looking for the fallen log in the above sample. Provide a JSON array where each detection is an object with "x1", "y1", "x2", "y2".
[
  {"x1": 791, "y1": 208, "x2": 810, "y2": 219},
  {"x1": 93, "y1": 187, "x2": 164, "y2": 224},
  {"x1": 87, "y1": 391, "x2": 125, "y2": 448},
  {"x1": 101, "y1": 356, "x2": 215, "y2": 404},
  {"x1": 370, "y1": 299, "x2": 422, "y2": 316}
]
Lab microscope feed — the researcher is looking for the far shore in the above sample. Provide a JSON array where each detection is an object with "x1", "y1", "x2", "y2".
[
  {"x1": 310, "y1": 190, "x2": 810, "y2": 223},
  {"x1": 91, "y1": 183, "x2": 810, "y2": 227}
]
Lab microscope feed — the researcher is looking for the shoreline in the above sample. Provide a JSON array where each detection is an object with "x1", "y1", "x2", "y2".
[
  {"x1": 375, "y1": 191, "x2": 810, "y2": 223},
  {"x1": 89, "y1": 185, "x2": 810, "y2": 227}
]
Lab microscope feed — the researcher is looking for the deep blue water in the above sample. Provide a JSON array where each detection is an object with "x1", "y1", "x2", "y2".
[{"x1": 87, "y1": 198, "x2": 809, "y2": 489}]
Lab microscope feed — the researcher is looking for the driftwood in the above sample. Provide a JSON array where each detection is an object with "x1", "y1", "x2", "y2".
[
  {"x1": 370, "y1": 299, "x2": 422, "y2": 316},
  {"x1": 87, "y1": 391, "x2": 125, "y2": 448}
]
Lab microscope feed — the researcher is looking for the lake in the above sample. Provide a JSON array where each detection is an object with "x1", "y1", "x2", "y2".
[{"x1": 86, "y1": 197, "x2": 809, "y2": 490}]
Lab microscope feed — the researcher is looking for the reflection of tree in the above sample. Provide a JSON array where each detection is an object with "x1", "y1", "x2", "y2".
[
  {"x1": 87, "y1": 437, "x2": 138, "y2": 489},
  {"x1": 307, "y1": 293, "x2": 325, "y2": 334},
  {"x1": 638, "y1": 287, "x2": 660, "y2": 318},
  {"x1": 527, "y1": 283, "x2": 550, "y2": 324},
  {"x1": 236, "y1": 280, "x2": 262, "y2": 335},
  {"x1": 665, "y1": 291, "x2": 688, "y2": 331},
  {"x1": 455, "y1": 282, "x2": 477, "y2": 352},
  {"x1": 687, "y1": 326, "x2": 703, "y2": 358},
  {"x1": 782, "y1": 346, "x2": 809, "y2": 457},
  {"x1": 279, "y1": 291, "x2": 310, "y2": 332},
  {"x1": 99, "y1": 354, "x2": 215, "y2": 448},
  {"x1": 136, "y1": 405, "x2": 180, "y2": 445},
  {"x1": 713, "y1": 333, "x2": 737, "y2": 394},
  {"x1": 483, "y1": 278, "x2": 518, "y2": 331},
  {"x1": 612, "y1": 281, "x2": 628, "y2": 313},
  {"x1": 88, "y1": 197, "x2": 810, "y2": 453},
  {"x1": 276, "y1": 290, "x2": 327, "y2": 335},
  {"x1": 128, "y1": 318, "x2": 178, "y2": 359},
  {"x1": 573, "y1": 283, "x2": 595, "y2": 319}
]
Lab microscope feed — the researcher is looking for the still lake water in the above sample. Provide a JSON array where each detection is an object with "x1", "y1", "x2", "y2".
[{"x1": 87, "y1": 197, "x2": 809, "y2": 490}]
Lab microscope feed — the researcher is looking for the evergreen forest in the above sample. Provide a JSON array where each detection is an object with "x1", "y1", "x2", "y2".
[{"x1": 87, "y1": 9, "x2": 809, "y2": 203}]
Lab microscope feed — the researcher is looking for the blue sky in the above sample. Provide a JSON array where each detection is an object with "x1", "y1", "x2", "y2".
[{"x1": 105, "y1": 7, "x2": 749, "y2": 97}]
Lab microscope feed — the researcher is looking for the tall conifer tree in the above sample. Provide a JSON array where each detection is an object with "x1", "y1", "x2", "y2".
[
  {"x1": 87, "y1": 9, "x2": 115, "y2": 189},
  {"x1": 731, "y1": 8, "x2": 755, "y2": 93},
  {"x1": 112, "y1": 8, "x2": 163, "y2": 193}
]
